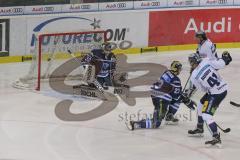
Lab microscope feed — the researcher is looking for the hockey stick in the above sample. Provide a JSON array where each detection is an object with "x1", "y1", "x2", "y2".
[
  {"x1": 230, "y1": 101, "x2": 240, "y2": 107},
  {"x1": 216, "y1": 123, "x2": 231, "y2": 133},
  {"x1": 182, "y1": 74, "x2": 191, "y2": 92},
  {"x1": 67, "y1": 49, "x2": 83, "y2": 64}
]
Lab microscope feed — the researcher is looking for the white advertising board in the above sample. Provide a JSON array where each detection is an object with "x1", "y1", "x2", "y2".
[
  {"x1": 234, "y1": 0, "x2": 240, "y2": 5},
  {"x1": 200, "y1": 0, "x2": 234, "y2": 6},
  {"x1": 0, "y1": 6, "x2": 24, "y2": 15},
  {"x1": 168, "y1": 0, "x2": 199, "y2": 7},
  {"x1": 134, "y1": 0, "x2": 167, "y2": 9},
  {"x1": 24, "y1": 5, "x2": 62, "y2": 14},
  {"x1": 9, "y1": 11, "x2": 149, "y2": 56},
  {"x1": 98, "y1": 1, "x2": 134, "y2": 11},
  {"x1": 62, "y1": 3, "x2": 99, "y2": 12}
]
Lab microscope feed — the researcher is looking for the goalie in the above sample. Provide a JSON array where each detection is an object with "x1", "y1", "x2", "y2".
[{"x1": 80, "y1": 42, "x2": 118, "y2": 90}]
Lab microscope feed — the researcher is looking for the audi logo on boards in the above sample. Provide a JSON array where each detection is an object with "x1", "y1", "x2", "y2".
[
  {"x1": 44, "y1": 7, "x2": 54, "y2": 12},
  {"x1": 117, "y1": 3, "x2": 126, "y2": 8},
  {"x1": 12, "y1": 8, "x2": 23, "y2": 13},
  {"x1": 218, "y1": 0, "x2": 227, "y2": 4},
  {"x1": 151, "y1": 2, "x2": 161, "y2": 6},
  {"x1": 81, "y1": 5, "x2": 91, "y2": 9}
]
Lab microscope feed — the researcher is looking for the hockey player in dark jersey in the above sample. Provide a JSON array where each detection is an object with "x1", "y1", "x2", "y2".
[
  {"x1": 96, "y1": 42, "x2": 116, "y2": 89},
  {"x1": 81, "y1": 42, "x2": 116, "y2": 90},
  {"x1": 127, "y1": 61, "x2": 196, "y2": 130}
]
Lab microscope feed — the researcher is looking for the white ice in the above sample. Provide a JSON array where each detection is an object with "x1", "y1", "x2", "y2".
[{"x1": 0, "y1": 49, "x2": 240, "y2": 160}]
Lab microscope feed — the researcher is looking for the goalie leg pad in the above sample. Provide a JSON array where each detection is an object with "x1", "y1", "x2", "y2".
[
  {"x1": 73, "y1": 84, "x2": 105, "y2": 100},
  {"x1": 81, "y1": 64, "x2": 96, "y2": 83}
]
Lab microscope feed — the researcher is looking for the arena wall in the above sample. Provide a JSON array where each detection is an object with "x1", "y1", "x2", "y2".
[{"x1": 1, "y1": 6, "x2": 240, "y2": 63}]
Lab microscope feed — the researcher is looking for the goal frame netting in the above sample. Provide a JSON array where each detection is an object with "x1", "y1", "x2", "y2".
[{"x1": 14, "y1": 30, "x2": 107, "y2": 91}]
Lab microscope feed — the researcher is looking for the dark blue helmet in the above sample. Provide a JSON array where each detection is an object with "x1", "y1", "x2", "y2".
[
  {"x1": 195, "y1": 30, "x2": 207, "y2": 40},
  {"x1": 101, "y1": 42, "x2": 112, "y2": 51},
  {"x1": 188, "y1": 53, "x2": 202, "y2": 66}
]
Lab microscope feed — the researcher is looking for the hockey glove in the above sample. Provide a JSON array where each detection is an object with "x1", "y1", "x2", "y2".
[
  {"x1": 181, "y1": 93, "x2": 196, "y2": 110},
  {"x1": 222, "y1": 51, "x2": 232, "y2": 65},
  {"x1": 119, "y1": 72, "x2": 128, "y2": 82}
]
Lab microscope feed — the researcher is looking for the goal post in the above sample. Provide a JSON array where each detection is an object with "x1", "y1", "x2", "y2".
[{"x1": 13, "y1": 30, "x2": 106, "y2": 91}]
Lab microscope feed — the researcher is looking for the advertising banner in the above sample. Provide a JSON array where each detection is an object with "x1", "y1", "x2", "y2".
[
  {"x1": 234, "y1": 0, "x2": 240, "y2": 5},
  {"x1": 24, "y1": 5, "x2": 62, "y2": 14},
  {"x1": 0, "y1": 6, "x2": 24, "y2": 16},
  {"x1": 98, "y1": 1, "x2": 134, "y2": 11},
  {"x1": 134, "y1": 0, "x2": 167, "y2": 9},
  {"x1": 9, "y1": 11, "x2": 148, "y2": 56},
  {"x1": 62, "y1": 3, "x2": 99, "y2": 12},
  {"x1": 167, "y1": 0, "x2": 199, "y2": 7},
  {"x1": 200, "y1": 0, "x2": 234, "y2": 6},
  {"x1": 149, "y1": 9, "x2": 240, "y2": 46},
  {"x1": 0, "y1": 19, "x2": 10, "y2": 56}
]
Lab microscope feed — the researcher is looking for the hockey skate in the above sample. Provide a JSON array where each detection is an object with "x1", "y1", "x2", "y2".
[
  {"x1": 125, "y1": 121, "x2": 141, "y2": 131},
  {"x1": 188, "y1": 128, "x2": 204, "y2": 137},
  {"x1": 165, "y1": 114, "x2": 179, "y2": 125},
  {"x1": 205, "y1": 134, "x2": 222, "y2": 148}
]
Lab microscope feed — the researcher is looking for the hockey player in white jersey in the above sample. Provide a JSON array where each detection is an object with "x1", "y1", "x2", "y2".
[
  {"x1": 187, "y1": 51, "x2": 232, "y2": 146},
  {"x1": 195, "y1": 31, "x2": 218, "y2": 60},
  {"x1": 185, "y1": 31, "x2": 223, "y2": 98}
]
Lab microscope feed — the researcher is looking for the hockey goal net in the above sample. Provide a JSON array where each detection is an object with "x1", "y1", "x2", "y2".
[{"x1": 13, "y1": 30, "x2": 106, "y2": 91}]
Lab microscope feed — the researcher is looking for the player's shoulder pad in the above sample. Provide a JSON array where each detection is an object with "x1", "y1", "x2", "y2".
[
  {"x1": 161, "y1": 70, "x2": 174, "y2": 83},
  {"x1": 205, "y1": 39, "x2": 214, "y2": 47},
  {"x1": 91, "y1": 49, "x2": 103, "y2": 54}
]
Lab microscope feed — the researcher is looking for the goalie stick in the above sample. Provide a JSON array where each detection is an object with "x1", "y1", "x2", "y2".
[{"x1": 230, "y1": 101, "x2": 240, "y2": 107}]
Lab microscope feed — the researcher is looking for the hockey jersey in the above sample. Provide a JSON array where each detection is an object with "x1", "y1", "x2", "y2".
[
  {"x1": 197, "y1": 39, "x2": 218, "y2": 60},
  {"x1": 190, "y1": 58, "x2": 228, "y2": 95},
  {"x1": 81, "y1": 49, "x2": 116, "y2": 78},
  {"x1": 151, "y1": 70, "x2": 182, "y2": 102}
]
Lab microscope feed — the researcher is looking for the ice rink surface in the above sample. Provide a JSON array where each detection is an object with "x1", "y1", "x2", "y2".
[{"x1": 0, "y1": 49, "x2": 240, "y2": 160}]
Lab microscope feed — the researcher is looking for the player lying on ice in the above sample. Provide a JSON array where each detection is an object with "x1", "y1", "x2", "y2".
[
  {"x1": 187, "y1": 51, "x2": 232, "y2": 147},
  {"x1": 127, "y1": 61, "x2": 196, "y2": 130}
]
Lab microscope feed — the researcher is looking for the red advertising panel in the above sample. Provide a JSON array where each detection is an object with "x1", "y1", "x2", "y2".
[{"x1": 149, "y1": 9, "x2": 240, "y2": 46}]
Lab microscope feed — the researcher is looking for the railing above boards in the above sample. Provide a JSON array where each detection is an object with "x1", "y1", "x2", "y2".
[{"x1": 0, "y1": 0, "x2": 239, "y2": 16}]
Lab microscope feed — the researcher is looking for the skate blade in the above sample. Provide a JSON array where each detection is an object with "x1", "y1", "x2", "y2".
[
  {"x1": 205, "y1": 143, "x2": 222, "y2": 149},
  {"x1": 125, "y1": 122, "x2": 134, "y2": 131},
  {"x1": 188, "y1": 133, "x2": 204, "y2": 137},
  {"x1": 165, "y1": 121, "x2": 179, "y2": 125}
]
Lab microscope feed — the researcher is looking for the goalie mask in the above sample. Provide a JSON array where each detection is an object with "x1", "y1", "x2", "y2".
[
  {"x1": 102, "y1": 42, "x2": 112, "y2": 53},
  {"x1": 170, "y1": 61, "x2": 182, "y2": 75}
]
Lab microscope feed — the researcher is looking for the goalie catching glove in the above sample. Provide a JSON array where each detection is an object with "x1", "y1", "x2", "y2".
[{"x1": 180, "y1": 93, "x2": 197, "y2": 110}]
